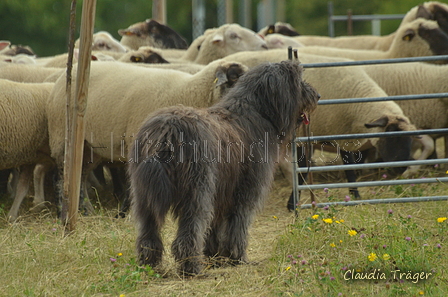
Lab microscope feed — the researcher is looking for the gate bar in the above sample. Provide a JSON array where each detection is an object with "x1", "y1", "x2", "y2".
[
  {"x1": 300, "y1": 195, "x2": 448, "y2": 209},
  {"x1": 297, "y1": 177, "x2": 448, "y2": 190},
  {"x1": 295, "y1": 158, "x2": 448, "y2": 173}
]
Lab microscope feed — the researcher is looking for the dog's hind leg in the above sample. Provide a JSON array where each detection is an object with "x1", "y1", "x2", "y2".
[
  {"x1": 135, "y1": 207, "x2": 165, "y2": 268},
  {"x1": 171, "y1": 170, "x2": 216, "y2": 276}
]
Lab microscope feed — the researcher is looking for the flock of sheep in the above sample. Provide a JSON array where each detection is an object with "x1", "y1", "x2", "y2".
[{"x1": 1, "y1": 1, "x2": 448, "y2": 222}]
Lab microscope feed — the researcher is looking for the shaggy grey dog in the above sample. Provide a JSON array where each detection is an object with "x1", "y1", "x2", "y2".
[{"x1": 127, "y1": 60, "x2": 319, "y2": 275}]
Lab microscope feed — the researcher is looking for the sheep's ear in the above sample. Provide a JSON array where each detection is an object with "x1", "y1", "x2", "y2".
[
  {"x1": 212, "y1": 33, "x2": 224, "y2": 45},
  {"x1": 214, "y1": 67, "x2": 229, "y2": 86},
  {"x1": 365, "y1": 116, "x2": 389, "y2": 128},
  {"x1": 118, "y1": 29, "x2": 139, "y2": 37},
  {"x1": 402, "y1": 29, "x2": 415, "y2": 41},
  {"x1": 267, "y1": 25, "x2": 276, "y2": 35},
  {"x1": 415, "y1": 5, "x2": 433, "y2": 20},
  {"x1": 130, "y1": 55, "x2": 142, "y2": 63},
  {"x1": 0, "y1": 41, "x2": 10, "y2": 51}
]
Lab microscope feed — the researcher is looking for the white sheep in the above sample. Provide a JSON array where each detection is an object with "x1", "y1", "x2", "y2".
[
  {"x1": 132, "y1": 62, "x2": 206, "y2": 74},
  {"x1": 264, "y1": 33, "x2": 304, "y2": 49},
  {"x1": 38, "y1": 50, "x2": 116, "y2": 68},
  {"x1": 223, "y1": 49, "x2": 416, "y2": 206},
  {"x1": 75, "y1": 31, "x2": 128, "y2": 53},
  {"x1": 0, "y1": 79, "x2": 55, "y2": 222},
  {"x1": 363, "y1": 61, "x2": 448, "y2": 168},
  {"x1": 294, "y1": 1, "x2": 448, "y2": 51},
  {"x1": 46, "y1": 59, "x2": 248, "y2": 206},
  {"x1": 119, "y1": 19, "x2": 188, "y2": 50},
  {"x1": 0, "y1": 63, "x2": 63, "y2": 83},
  {"x1": 0, "y1": 53, "x2": 36, "y2": 64},
  {"x1": 140, "y1": 30, "x2": 213, "y2": 61},
  {"x1": 297, "y1": 19, "x2": 448, "y2": 61},
  {"x1": 162, "y1": 24, "x2": 267, "y2": 65}
]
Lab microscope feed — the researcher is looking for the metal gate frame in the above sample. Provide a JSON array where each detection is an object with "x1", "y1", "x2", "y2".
[{"x1": 291, "y1": 53, "x2": 448, "y2": 213}]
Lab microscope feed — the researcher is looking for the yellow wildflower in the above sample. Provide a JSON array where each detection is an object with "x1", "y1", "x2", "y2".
[
  {"x1": 311, "y1": 214, "x2": 319, "y2": 220},
  {"x1": 273, "y1": 215, "x2": 278, "y2": 219},
  {"x1": 382, "y1": 254, "x2": 390, "y2": 261},
  {"x1": 348, "y1": 229, "x2": 358, "y2": 236},
  {"x1": 120, "y1": 295, "x2": 126, "y2": 297},
  {"x1": 330, "y1": 242, "x2": 336, "y2": 248},
  {"x1": 285, "y1": 266, "x2": 291, "y2": 271},
  {"x1": 339, "y1": 219, "x2": 345, "y2": 223},
  {"x1": 335, "y1": 220, "x2": 341, "y2": 224},
  {"x1": 323, "y1": 218, "x2": 333, "y2": 224},
  {"x1": 419, "y1": 291, "x2": 424, "y2": 295},
  {"x1": 368, "y1": 253, "x2": 377, "y2": 262},
  {"x1": 437, "y1": 217, "x2": 447, "y2": 223},
  {"x1": 339, "y1": 240, "x2": 343, "y2": 243},
  {"x1": 117, "y1": 252, "x2": 123, "y2": 257}
]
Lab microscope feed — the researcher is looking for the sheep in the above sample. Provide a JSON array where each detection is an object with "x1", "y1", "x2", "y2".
[
  {"x1": 119, "y1": 19, "x2": 188, "y2": 50},
  {"x1": 117, "y1": 47, "x2": 169, "y2": 64},
  {"x1": 0, "y1": 79, "x2": 55, "y2": 222},
  {"x1": 39, "y1": 50, "x2": 116, "y2": 68},
  {"x1": 362, "y1": 62, "x2": 448, "y2": 172},
  {"x1": 136, "y1": 28, "x2": 215, "y2": 62},
  {"x1": 223, "y1": 49, "x2": 416, "y2": 208},
  {"x1": 258, "y1": 22, "x2": 300, "y2": 36},
  {"x1": 0, "y1": 63, "x2": 63, "y2": 83},
  {"x1": 297, "y1": 19, "x2": 448, "y2": 62},
  {"x1": 139, "y1": 24, "x2": 267, "y2": 65},
  {"x1": 131, "y1": 62, "x2": 206, "y2": 74},
  {"x1": 75, "y1": 31, "x2": 128, "y2": 53},
  {"x1": 0, "y1": 44, "x2": 35, "y2": 56},
  {"x1": 0, "y1": 54, "x2": 36, "y2": 64},
  {"x1": 294, "y1": 1, "x2": 448, "y2": 51},
  {"x1": 46, "y1": 59, "x2": 249, "y2": 212},
  {"x1": 190, "y1": 24, "x2": 267, "y2": 64},
  {"x1": 264, "y1": 33, "x2": 304, "y2": 49}
]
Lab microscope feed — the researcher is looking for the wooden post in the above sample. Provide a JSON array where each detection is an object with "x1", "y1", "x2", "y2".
[
  {"x1": 226, "y1": 0, "x2": 233, "y2": 24},
  {"x1": 152, "y1": 0, "x2": 166, "y2": 23},
  {"x1": 64, "y1": 0, "x2": 96, "y2": 232},
  {"x1": 61, "y1": 0, "x2": 78, "y2": 224},
  {"x1": 347, "y1": 9, "x2": 353, "y2": 35}
]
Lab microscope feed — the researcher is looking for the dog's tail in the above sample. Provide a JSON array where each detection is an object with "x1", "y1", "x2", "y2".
[{"x1": 128, "y1": 106, "x2": 218, "y2": 219}]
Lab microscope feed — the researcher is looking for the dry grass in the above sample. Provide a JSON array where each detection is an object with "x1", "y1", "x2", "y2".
[{"x1": 1, "y1": 147, "x2": 448, "y2": 296}]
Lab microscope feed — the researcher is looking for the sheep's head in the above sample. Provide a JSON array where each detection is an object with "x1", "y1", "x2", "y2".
[
  {"x1": 264, "y1": 34, "x2": 304, "y2": 49},
  {"x1": 209, "y1": 24, "x2": 268, "y2": 56},
  {"x1": 118, "y1": 19, "x2": 188, "y2": 50},
  {"x1": 263, "y1": 22, "x2": 300, "y2": 36},
  {"x1": 123, "y1": 47, "x2": 169, "y2": 64},
  {"x1": 364, "y1": 115, "x2": 416, "y2": 176},
  {"x1": 92, "y1": 31, "x2": 128, "y2": 53},
  {"x1": 392, "y1": 18, "x2": 448, "y2": 62},
  {"x1": 209, "y1": 61, "x2": 248, "y2": 104}
]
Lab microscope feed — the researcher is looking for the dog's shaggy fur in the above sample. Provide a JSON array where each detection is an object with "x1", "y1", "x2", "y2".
[{"x1": 127, "y1": 60, "x2": 319, "y2": 275}]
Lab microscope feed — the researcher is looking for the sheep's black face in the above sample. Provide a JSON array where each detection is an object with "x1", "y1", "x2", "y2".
[
  {"x1": 146, "y1": 19, "x2": 188, "y2": 49},
  {"x1": 376, "y1": 123, "x2": 413, "y2": 176},
  {"x1": 418, "y1": 24, "x2": 448, "y2": 57},
  {"x1": 433, "y1": 4, "x2": 448, "y2": 34}
]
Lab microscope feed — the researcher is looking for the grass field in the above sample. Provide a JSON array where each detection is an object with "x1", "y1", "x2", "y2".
[{"x1": 1, "y1": 158, "x2": 447, "y2": 296}]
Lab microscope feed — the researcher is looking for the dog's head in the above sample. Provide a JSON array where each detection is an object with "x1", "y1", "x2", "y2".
[{"x1": 231, "y1": 60, "x2": 319, "y2": 134}]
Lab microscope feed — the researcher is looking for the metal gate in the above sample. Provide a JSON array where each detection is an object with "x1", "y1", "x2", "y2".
[{"x1": 291, "y1": 53, "x2": 448, "y2": 213}]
